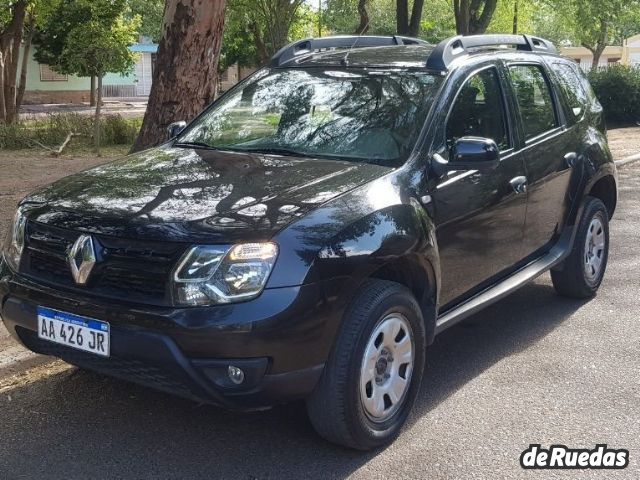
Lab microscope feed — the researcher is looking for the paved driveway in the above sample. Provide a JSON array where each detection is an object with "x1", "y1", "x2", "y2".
[{"x1": 0, "y1": 156, "x2": 639, "y2": 479}]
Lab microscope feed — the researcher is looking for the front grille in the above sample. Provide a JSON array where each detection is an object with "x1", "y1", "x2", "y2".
[
  {"x1": 17, "y1": 328, "x2": 201, "y2": 402},
  {"x1": 21, "y1": 221, "x2": 186, "y2": 306}
]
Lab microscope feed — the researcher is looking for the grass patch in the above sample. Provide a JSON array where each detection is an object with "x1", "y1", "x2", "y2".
[{"x1": 0, "y1": 113, "x2": 141, "y2": 152}]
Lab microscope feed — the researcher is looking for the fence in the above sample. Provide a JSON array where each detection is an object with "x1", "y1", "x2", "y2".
[{"x1": 102, "y1": 84, "x2": 138, "y2": 98}]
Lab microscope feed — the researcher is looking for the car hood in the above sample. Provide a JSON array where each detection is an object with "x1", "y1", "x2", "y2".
[{"x1": 23, "y1": 145, "x2": 392, "y2": 243}]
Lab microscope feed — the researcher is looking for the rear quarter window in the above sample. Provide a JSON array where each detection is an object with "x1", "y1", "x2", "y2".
[{"x1": 549, "y1": 62, "x2": 590, "y2": 123}]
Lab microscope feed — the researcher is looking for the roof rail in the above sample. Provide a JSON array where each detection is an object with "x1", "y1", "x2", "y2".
[
  {"x1": 426, "y1": 34, "x2": 557, "y2": 71},
  {"x1": 270, "y1": 35, "x2": 428, "y2": 67}
]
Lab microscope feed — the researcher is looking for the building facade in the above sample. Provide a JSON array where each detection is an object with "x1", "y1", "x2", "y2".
[
  {"x1": 560, "y1": 34, "x2": 640, "y2": 70},
  {"x1": 22, "y1": 40, "x2": 257, "y2": 105},
  {"x1": 21, "y1": 43, "x2": 158, "y2": 104}
]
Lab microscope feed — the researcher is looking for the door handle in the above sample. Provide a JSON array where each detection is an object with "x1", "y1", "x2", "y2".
[
  {"x1": 564, "y1": 152, "x2": 578, "y2": 168},
  {"x1": 510, "y1": 176, "x2": 528, "y2": 194}
]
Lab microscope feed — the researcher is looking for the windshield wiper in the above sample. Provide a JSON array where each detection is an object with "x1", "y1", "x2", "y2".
[
  {"x1": 234, "y1": 147, "x2": 309, "y2": 158},
  {"x1": 173, "y1": 140, "x2": 218, "y2": 150}
]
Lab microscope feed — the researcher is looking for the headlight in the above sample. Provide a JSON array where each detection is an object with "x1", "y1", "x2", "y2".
[
  {"x1": 3, "y1": 207, "x2": 27, "y2": 272},
  {"x1": 172, "y1": 242, "x2": 278, "y2": 306}
]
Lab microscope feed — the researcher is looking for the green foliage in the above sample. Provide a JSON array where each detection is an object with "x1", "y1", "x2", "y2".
[
  {"x1": 63, "y1": 14, "x2": 140, "y2": 78},
  {"x1": 127, "y1": 0, "x2": 164, "y2": 42},
  {"x1": 219, "y1": 3, "x2": 258, "y2": 71},
  {"x1": 33, "y1": 0, "x2": 140, "y2": 78},
  {"x1": 291, "y1": 3, "x2": 320, "y2": 39},
  {"x1": 323, "y1": 0, "x2": 396, "y2": 35},
  {"x1": 485, "y1": 0, "x2": 534, "y2": 35},
  {"x1": 571, "y1": 0, "x2": 640, "y2": 54},
  {"x1": 102, "y1": 114, "x2": 143, "y2": 144},
  {"x1": 418, "y1": 0, "x2": 456, "y2": 42},
  {"x1": 221, "y1": 0, "x2": 315, "y2": 69},
  {"x1": 33, "y1": 0, "x2": 94, "y2": 72},
  {"x1": 526, "y1": 1, "x2": 578, "y2": 45},
  {"x1": 588, "y1": 66, "x2": 640, "y2": 124},
  {"x1": 0, "y1": 113, "x2": 142, "y2": 150},
  {"x1": 323, "y1": 0, "x2": 455, "y2": 39}
]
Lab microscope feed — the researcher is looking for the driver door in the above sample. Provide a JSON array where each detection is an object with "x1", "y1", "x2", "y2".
[{"x1": 431, "y1": 65, "x2": 528, "y2": 308}]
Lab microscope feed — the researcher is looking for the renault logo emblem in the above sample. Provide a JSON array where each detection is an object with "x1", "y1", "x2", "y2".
[{"x1": 68, "y1": 234, "x2": 96, "y2": 285}]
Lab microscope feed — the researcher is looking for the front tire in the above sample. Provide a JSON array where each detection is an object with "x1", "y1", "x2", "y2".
[
  {"x1": 306, "y1": 279, "x2": 426, "y2": 450},
  {"x1": 551, "y1": 196, "x2": 610, "y2": 298}
]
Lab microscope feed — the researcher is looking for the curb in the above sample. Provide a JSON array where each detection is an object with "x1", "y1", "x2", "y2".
[
  {"x1": 615, "y1": 153, "x2": 640, "y2": 167},
  {"x1": 0, "y1": 346, "x2": 50, "y2": 378}
]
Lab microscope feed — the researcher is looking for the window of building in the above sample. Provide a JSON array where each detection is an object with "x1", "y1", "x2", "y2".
[{"x1": 39, "y1": 64, "x2": 68, "y2": 82}]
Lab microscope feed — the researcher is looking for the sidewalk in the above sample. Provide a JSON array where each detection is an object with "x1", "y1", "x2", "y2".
[{"x1": 20, "y1": 98, "x2": 148, "y2": 119}]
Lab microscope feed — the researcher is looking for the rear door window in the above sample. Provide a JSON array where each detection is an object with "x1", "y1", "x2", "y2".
[{"x1": 508, "y1": 65, "x2": 559, "y2": 140}]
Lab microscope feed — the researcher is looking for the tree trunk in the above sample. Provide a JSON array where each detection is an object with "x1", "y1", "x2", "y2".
[
  {"x1": 0, "y1": 53, "x2": 6, "y2": 121},
  {"x1": 0, "y1": 0, "x2": 27, "y2": 124},
  {"x1": 396, "y1": 0, "x2": 409, "y2": 35},
  {"x1": 132, "y1": 0, "x2": 227, "y2": 152},
  {"x1": 512, "y1": 0, "x2": 518, "y2": 34},
  {"x1": 355, "y1": 0, "x2": 370, "y2": 34},
  {"x1": 454, "y1": 0, "x2": 469, "y2": 35},
  {"x1": 94, "y1": 76, "x2": 103, "y2": 154},
  {"x1": 454, "y1": 0, "x2": 497, "y2": 35},
  {"x1": 249, "y1": 20, "x2": 269, "y2": 65},
  {"x1": 591, "y1": 46, "x2": 605, "y2": 70},
  {"x1": 469, "y1": 0, "x2": 497, "y2": 34},
  {"x1": 259, "y1": 0, "x2": 302, "y2": 60},
  {"x1": 588, "y1": 19, "x2": 608, "y2": 70},
  {"x1": 90, "y1": 76, "x2": 96, "y2": 106},
  {"x1": 408, "y1": 0, "x2": 425, "y2": 37},
  {"x1": 15, "y1": 16, "x2": 34, "y2": 119},
  {"x1": 244, "y1": 0, "x2": 302, "y2": 65}
]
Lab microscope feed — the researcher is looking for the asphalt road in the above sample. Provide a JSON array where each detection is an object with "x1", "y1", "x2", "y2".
[{"x1": 0, "y1": 163, "x2": 639, "y2": 479}]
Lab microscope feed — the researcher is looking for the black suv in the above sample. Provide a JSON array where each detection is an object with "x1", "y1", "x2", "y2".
[{"x1": 0, "y1": 34, "x2": 617, "y2": 449}]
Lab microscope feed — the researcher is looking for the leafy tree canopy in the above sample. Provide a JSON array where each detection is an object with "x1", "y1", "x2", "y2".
[
  {"x1": 33, "y1": 0, "x2": 140, "y2": 77},
  {"x1": 220, "y1": 0, "x2": 317, "y2": 70},
  {"x1": 127, "y1": 0, "x2": 164, "y2": 42}
]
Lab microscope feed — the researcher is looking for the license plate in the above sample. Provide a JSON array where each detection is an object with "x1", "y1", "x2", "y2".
[{"x1": 37, "y1": 307, "x2": 110, "y2": 357}]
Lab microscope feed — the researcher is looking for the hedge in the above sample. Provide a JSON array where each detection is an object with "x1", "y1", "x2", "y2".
[{"x1": 588, "y1": 65, "x2": 640, "y2": 125}]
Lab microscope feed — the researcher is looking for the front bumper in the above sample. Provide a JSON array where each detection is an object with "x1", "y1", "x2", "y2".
[{"x1": 0, "y1": 259, "x2": 349, "y2": 409}]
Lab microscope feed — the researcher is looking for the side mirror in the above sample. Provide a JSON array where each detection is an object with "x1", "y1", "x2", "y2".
[
  {"x1": 439, "y1": 137, "x2": 500, "y2": 172},
  {"x1": 167, "y1": 121, "x2": 187, "y2": 139}
]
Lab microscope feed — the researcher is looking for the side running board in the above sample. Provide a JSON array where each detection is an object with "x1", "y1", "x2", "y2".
[{"x1": 435, "y1": 229, "x2": 573, "y2": 335}]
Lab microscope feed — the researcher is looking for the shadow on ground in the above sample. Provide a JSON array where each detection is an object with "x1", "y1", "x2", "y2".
[{"x1": 0, "y1": 281, "x2": 588, "y2": 479}]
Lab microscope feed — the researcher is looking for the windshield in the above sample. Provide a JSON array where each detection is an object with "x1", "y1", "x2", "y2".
[{"x1": 177, "y1": 67, "x2": 442, "y2": 167}]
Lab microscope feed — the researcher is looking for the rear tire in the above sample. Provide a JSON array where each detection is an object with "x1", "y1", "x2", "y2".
[
  {"x1": 306, "y1": 279, "x2": 426, "y2": 450},
  {"x1": 551, "y1": 196, "x2": 610, "y2": 298}
]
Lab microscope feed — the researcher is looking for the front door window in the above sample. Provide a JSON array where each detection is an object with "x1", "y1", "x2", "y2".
[{"x1": 446, "y1": 67, "x2": 510, "y2": 151}]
